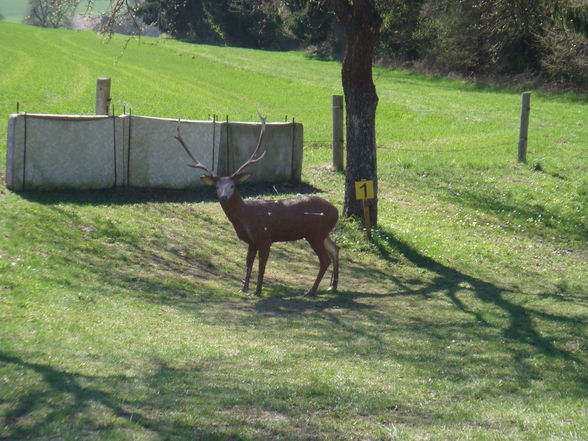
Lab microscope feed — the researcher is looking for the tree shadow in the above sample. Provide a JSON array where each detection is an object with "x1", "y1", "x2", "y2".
[
  {"x1": 253, "y1": 225, "x2": 587, "y2": 393},
  {"x1": 0, "y1": 353, "x2": 148, "y2": 440},
  {"x1": 255, "y1": 286, "x2": 376, "y2": 316},
  {"x1": 370, "y1": 227, "x2": 587, "y2": 371},
  {"x1": 5, "y1": 173, "x2": 587, "y2": 438},
  {"x1": 0, "y1": 353, "x2": 293, "y2": 440},
  {"x1": 0, "y1": 351, "x2": 417, "y2": 441}
]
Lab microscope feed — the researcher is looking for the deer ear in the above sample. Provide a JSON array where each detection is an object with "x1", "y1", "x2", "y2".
[
  {"x1": 232, "y1": 173, "x2": 251, "y2": 184},
  {"x1": 200, "y1": 175, "x2": 217, "y2": 186}
]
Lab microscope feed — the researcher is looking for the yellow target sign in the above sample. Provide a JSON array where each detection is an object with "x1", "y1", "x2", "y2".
[{"x1": 355, "y1": 180, "x2": 375, "y2": 200}]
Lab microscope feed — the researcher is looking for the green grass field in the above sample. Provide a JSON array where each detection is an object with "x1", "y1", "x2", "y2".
[{"x1": 1, "y1": 22, "x2": 587, "y2": 440}]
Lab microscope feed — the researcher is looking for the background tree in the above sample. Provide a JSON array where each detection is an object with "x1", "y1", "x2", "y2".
[
  {"x1": 285, "y1": 0, "x2": 343, "y2": 58},
  {"x1": 24, "y1": 0, "x2": 79, "y2": 28},
  {"x1": 136, "y1": 0, "x2": 216, "y2": 43},
  {"x1": 325, "y1": 0, "x2": 382, "y2": 225},
  {"x1": 376, "y1": 0, "x2": 430, "y2": 62},
  {"x1": 136, "y1": 0, "x2": 295, "y2": 49},
  {"x1": 205, "y1": 0, "x2": 293, "y2": 49},
  {"x1": 418, "y1": 0, "x2": 588, "y2": 87}
]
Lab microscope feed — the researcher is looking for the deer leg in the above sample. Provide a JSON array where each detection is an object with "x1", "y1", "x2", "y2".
[
  {"x1": 324, "y1": 236, "x2": 339, "y2": 292},
  {"x1": 240, "y1": 243, "x2": 257, "y2": 293},
  {"x1": 255, "y1": 243, "x2": 271, "y2": 297},
  {"x1": 305, "y1": 237, "x2": 332, "y2": 297}
]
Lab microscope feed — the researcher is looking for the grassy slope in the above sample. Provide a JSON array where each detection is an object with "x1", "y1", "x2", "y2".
[{"x1": 1, "y1": 22, "x2": 587, "y2": 441}]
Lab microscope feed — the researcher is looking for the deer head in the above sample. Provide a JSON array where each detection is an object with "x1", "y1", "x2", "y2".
[{"x1": 174, "y1": 115, "x2": 266, "y2": 201}]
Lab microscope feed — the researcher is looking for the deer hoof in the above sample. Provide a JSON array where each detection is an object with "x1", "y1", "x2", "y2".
[{"x1": 304, "y1": 290, "x2": 317, "y2": 297}]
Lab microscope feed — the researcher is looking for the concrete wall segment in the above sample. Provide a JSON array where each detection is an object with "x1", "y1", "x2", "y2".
[
  {"x1": 25, "y1": 116, "x2": 119, "y2": 190},
  {"x1": 6, "y1": 113, "x2": 122, "y2": 191},
  {"x1": 127, "y1": 115, "x2": 218, "y2": 188},
  {"x1": 219, "y1": 121, "x2": 292, "y2": 182}
]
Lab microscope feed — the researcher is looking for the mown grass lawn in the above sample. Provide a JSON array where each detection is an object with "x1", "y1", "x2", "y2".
[{"x1": 1, "y1": 22, "x2": 587, "y2": 440}]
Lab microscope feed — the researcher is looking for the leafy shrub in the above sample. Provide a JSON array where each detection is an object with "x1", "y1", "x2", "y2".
[{"x1": 540, "y1": 27, "x2": 588, "y2": 89}]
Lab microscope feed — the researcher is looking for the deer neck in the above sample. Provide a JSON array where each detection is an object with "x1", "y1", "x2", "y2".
[{"x1": 219, "y1": 188, "x2": 246, "y2": 223}]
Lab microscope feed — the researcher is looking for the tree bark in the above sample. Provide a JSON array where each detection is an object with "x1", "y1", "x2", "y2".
[{"x1": 326, "y1": 0, "x2": 381, "y2": 226}]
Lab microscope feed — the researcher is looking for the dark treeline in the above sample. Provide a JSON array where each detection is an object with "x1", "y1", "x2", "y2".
[{"x1": 136, "y1": 0, "x2": 588, "y2": 90}]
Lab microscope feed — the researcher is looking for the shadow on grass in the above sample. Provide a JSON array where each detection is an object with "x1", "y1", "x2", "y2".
[
  {"x1": 9, "y1": 180, "x2": 588, "y2": 375},
  {"x1": 4, "y1": 178, "x2": 587, "y2": 439},
  {"x1": 37, "y1": 189, "x2": 583, "y2": 383},
  {"x1": 371, "y1": 227, "x2": 587, "y2": 370},
  {"x1": 3, "y1": 217, "x2": 587, "y2": 439},
  {"x1": 0, "y1": 352, "x2": 350, "y2": 441},
  {"x1": 1, "y1": 353, "x2": 149, "y2": 440},
  {"x1": 253, "y1": 225, "x2": 587, "y2": 389},
  {"x1": 2, "y1": 348, "x2": 425, "y2": 441},
  {"x1": 15, "y1": 181, "x2": 325, "y2": 206},
  {"x1": 255, "y1": 285, "x2": 375, "y2": 316}
]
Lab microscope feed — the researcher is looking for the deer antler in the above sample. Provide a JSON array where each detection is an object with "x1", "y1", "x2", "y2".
[
  {"x1": 230, "y1": 113, "x2": 267, "y2": 177},
  {"x1": 174, "y1": 122, "x2": 216, "y2": 176}
]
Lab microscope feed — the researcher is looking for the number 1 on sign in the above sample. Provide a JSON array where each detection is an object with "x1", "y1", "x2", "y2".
[{"x1": 360, "y1": 182, "x2": 369, "y2": 199}]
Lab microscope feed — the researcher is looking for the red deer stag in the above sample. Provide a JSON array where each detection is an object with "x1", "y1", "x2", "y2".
[{"x1": 174, "y1": 116, "x2": 339, "y2": 296}]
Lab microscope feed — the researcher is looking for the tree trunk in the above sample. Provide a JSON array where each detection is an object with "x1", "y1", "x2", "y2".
[{"x1": 326, "y1": 0, "x2": 381, "y2": 226}]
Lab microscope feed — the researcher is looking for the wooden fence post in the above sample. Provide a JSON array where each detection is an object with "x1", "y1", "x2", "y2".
[
  {"x1": 332, "y1": 94, "x2": 344, "y2": 171},
  {"x1": 518, "y1": 91, "x2": 531, "y2": 163},
  {"x1": 96, "y1": 77, "x2": 111, "y2": 115}
]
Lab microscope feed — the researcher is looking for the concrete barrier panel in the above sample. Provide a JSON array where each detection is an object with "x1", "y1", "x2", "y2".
[
  {"x1": 127, "y1": 115, "x2": 219, "y2": 188},
  {"x1": 5, "y1": 113, "x2": 303, "y2": 191},
  {"x1": 218, "y1": 121, "x2": 302, "y2": 182},
  {"x1": 6, "y1": 113, "x2": 124, "y2": 191}
]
